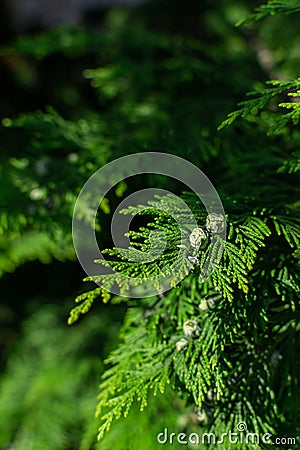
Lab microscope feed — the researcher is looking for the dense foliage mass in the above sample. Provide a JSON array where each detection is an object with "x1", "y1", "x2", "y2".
[{"x1": 0, "y1": 1, "x2": 299, "y2": 449}]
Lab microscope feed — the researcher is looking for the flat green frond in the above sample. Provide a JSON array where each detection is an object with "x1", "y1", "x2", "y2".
[
  {"x1": 218, "y1": 78, "x2": 300, "y2": 131},
  {"x1": 272, "y1": 216, "x2": 300, "y2": 248},
  {"x1": 237, "y1": 0, "x2": 300, "y2": 26},
  {"x1": 95, "y1": 315, "x2": 173, "y2": 441}
]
